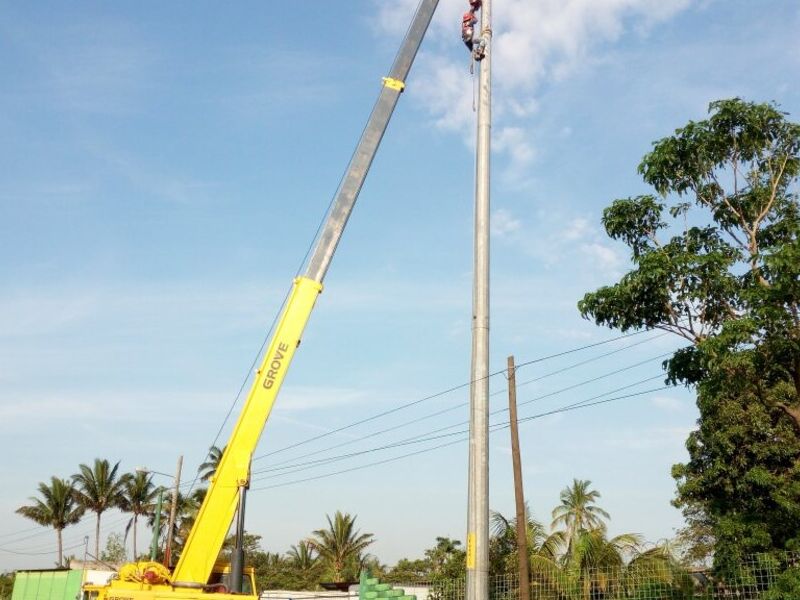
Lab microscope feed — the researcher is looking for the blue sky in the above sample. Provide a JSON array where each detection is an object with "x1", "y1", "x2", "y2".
[{"x1": 1, "y1": 0, "x2": 799, "y2": 572}]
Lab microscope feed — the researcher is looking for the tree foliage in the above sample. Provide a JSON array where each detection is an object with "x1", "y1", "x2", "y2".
[
  {"x1": 578, "y1": 98, "x2": 800, "y2": 570},
  {"x1": 16, "y1": 477, "x2": 84, "y2": 567},
  {"x1": 120, "y1": 471, "x2": 157, "y2": 559},
  {"x1": 100, "y1": 532, "x2": 128, "y2": 565},
  {"x1": 0, "y1": 572, "x2": 15, "y2": 600},
  {"x1": 197, "y1": 446, "x2": 225, "y2": 483},
  {"x1": 552, "y1": 479, "x2": 611, "y2": 555},
  {"x1": 308, "y1": 511, "x2": 375, "y2": 582},
  {"x1": 73, "y1": 458, "x2": 130, "y2": 559}
]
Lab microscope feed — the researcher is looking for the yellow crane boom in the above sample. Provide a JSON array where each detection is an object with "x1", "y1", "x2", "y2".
[
  {"x1": 172, "y1": 276, "x2": 322, "y2": 585},
  {"x1": 95, "y1": 3, "x2": 442, "y2": 600}
]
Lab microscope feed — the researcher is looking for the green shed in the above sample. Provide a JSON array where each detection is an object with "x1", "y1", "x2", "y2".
[{"x1": 11, "y1": 570, "x2": 82, "y2": 600}]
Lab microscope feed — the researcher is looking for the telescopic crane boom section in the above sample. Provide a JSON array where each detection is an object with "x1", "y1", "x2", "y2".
[{"x1": 167, "y1": 0, "x2": 441, "y2": 591}]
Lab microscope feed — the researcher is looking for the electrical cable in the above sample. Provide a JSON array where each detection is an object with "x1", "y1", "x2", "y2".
[
  {"x1": 0, "y1": 513, "x2": 130, "y2": 555},
  {"x1": 0, "y1": 542, "x2": 85, "y2": 556},
  {"x1": 249, "y1": 385, "x2": 668, "y2": 491},
  {"x1": 0, "y1": 524, "x2": 49, "y2": 539},
  {"x1": 252, "y1": 330, "x2": 650, "y2": 462},
  {"x1": 492, "y1": 332, "x2": 669, "y2": 396},
  {"x1": 192, "y1": 90, "x2": 385, "y2": 490},
  {"x1": 251, "y1": 333, "x2": 668, "y2": 472},
  {"x1": 251, "y1": 350, "x2": 672, "y2": 476},
  {"x1": 250, "y1": 374, "x2": 666, "y2": 481}
]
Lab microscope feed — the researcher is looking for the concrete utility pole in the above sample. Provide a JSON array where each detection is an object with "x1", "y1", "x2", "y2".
[
  {"x1": 165, "y1": 455, "x2": 183, "y2": 568},
  {"x1": 507, "y1": 356, "x2": 531, "y2": 600},
  {"x1": 466, "y1": 1, "x2": 492, "y2": 600}
]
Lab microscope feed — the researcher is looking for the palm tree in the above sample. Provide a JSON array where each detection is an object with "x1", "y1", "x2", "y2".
[
  {"x1": 551, "y1": 479, "x2": 610, "y2": 553},
  {"x1": 623, "y1": 545, "x2": 695, "y2": 598},
  {"x1": 287, "y1": 540, "x2": 318, "y2": 570},
  {"x1": 148, "y1": 490, "x2": 202, "y2": 560},
  {"x1": 491, "y1": 508, "x2": 564, "y2": 563},
  {"x1": 563, "y1": 528, "x2": 643, "y2": 599},
  {"x1": 308, "y1": 511, "x2": 375, "y2": 582},
  {"x1": 120, "y1": 472, "x2": 157, "y2": 559},
  {"x1": 490, "y1": 509, "x2": 565, "y2": 591},
  {"x1": 16, "y1": 477, "x2": 84, "y2": 567},
  {"x1": 197, "y1": 445, "x2": 225, "y2": 482},
  {"x1": 72, "y1": 459, "x2": 130, "y2": 559}
]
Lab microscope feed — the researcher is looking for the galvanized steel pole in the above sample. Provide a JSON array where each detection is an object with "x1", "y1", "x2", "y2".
[{"x1": 467, "y1": 1, "x2": 491, "y2": 600}]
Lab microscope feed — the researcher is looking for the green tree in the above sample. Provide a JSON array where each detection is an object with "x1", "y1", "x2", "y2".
[
  {"x1": 551, "y1": 479, "x2": 610, "y2": 555},
  {"x1": 252, "y1": 552, "x2": 295, "y2": 591},
  {"x1": 672, "y1": 503, "x2": 715, "y2": 567},
  {"x1": 385, "y1": 558, "x2": 430, "y2": 582},
  {"x1": 287, "y1": 540, "x2": 319, "y2": 571},
  {"x1": 490, "y1": 508, "x2": 563, "y2": 576},
  {"x1": 308, "y1": 511, "x2": 375, "y2": 582},
  {"x1": 0, "y1": 572, "x2": 15, "y2": 600},
  {"x1": 120, "y1": 471, "x2": 157, "y2": 559},
  {"x1": 73, "y1": 459, "x2": 130, "y2": 559},
  {"x1": 221, "y1": 532, "x2": 266, "y2": 565},
  {"x1": 578, "y1": 99, "x2": 800, "y2": 571},
  {"x1": 198, "y1": 446, "x2": 226, "y2": 482},
  {"x1": 100, "y1": 532, "x2": 128, "y2": 565},
  {"x1": 423, "y1": 537, "x2": 466, "y2": 581},
  {"x1": 16, "y1": 477, "x2": 84, "y2": 567},
  {"x1": 149, "y1": 490, "x2": 202, "y2": 560}
]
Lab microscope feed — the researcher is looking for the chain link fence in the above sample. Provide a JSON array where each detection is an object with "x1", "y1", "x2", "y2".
[{"x1": 394, "y1": 552, "x2": 800, "y2": 600}]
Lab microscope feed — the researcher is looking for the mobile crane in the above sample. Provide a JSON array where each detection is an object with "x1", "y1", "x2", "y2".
[{"x1": 91, "y1": 2, "x2": 442, "y2": 600}]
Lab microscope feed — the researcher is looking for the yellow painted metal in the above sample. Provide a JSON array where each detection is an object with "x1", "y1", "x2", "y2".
[
  {"x1": 95, "y1": 567, "x2": 257, "y2": 600},
  {"x1": 171, "y1": 276, "x2": 323, "y2": 585},
  {"x1": 381, "y1": 76, "x2": 405, "y2": 92}
]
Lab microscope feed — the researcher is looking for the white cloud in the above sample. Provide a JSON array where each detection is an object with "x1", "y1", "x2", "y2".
[
  {"x1": 562, "y1": 217, "x2": 591, "y2": 241},
  {"x1": 489, "y1": 207, "x2": 627, "y2": 279},
  {"x1": 580, "y1": 241, "x2": 623, "y2": 274},
  {"x1": 409, "y1": 54, "x2": 477, "y2": 137},
  {"x1": 491, "y1": 208, "x2": 522, "y2": 237},
  {"x1": 493, "y1": 126, "x2": 537, "y2": 183},
  {"x1": 374, "y1": 0, "x2": 691, "y2": 174}
]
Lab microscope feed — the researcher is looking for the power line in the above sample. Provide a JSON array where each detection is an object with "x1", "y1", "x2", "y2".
[
  {"x1": 251, "y1": 350, "x2": 672, "y2": 477},
  {"x1": 0, "y1": 541, "x2": 85, "y2": 557},
  {"x1": 0, "y1": 524, "x2": 49, "y2": 539},
  {"x1": 512, "y1": 352, "x2": 671, "y2": 412},
  {"x1": 249, "y1": 385, "x2": 668, "y2": 491},
  {"x1": 252, "y1": 334, "x2": 668, "y2": 472},
  {"x1": 0, "y1": 514, "x2": 130, "y2": 553},
  {"x1": 192, "y1": 156, "x2": 354, "y2": 492},
  {"x1": 250, "y1": 374, "x2": 666, "y2": 482},
  {"x1": 492, "y1": 332, "x2": 669, "y2": 397},
  {"x1": 252, "y1": 330, "x2": 650, "y2": 462}
]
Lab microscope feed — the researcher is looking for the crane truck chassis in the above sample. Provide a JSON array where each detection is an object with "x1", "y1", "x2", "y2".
[{"x1": 92, "y1": 1, "x2": 442, "y2": 600}]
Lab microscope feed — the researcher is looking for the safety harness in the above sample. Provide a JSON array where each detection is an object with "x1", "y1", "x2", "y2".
[{"x1": 461, "y1": 0, "x2": 485, "y2": 61}]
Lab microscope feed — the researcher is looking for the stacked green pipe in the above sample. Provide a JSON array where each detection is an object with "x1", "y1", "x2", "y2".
[{"x1": 358, "y1": 571, "x2": 415, "y2": 600}]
